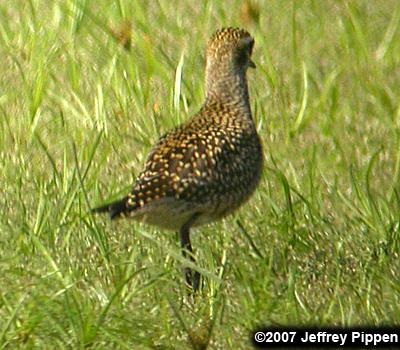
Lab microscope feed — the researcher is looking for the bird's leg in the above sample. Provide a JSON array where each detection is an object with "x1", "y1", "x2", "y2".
[{"x1": 179, "y1": 215, "x2": 200, "y2": 292}]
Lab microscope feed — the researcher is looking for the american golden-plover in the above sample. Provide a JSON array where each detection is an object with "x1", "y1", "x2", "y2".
[{"x1": 92, "y1": 27, "x2": 263, "y2": 291}]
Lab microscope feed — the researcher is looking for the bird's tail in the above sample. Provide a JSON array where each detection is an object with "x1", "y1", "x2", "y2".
[{"x1": 91, "y1": 198, "x2": 128, "y2": 220}]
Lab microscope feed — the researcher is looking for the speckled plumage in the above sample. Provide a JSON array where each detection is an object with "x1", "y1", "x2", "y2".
[{"x1": 92, "y1": 27, "x2": 263, "y2": 290}]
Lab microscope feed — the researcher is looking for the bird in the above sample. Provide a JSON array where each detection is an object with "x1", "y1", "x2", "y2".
[{"x1": 92, "y1": 27, "x2": 263, "y2": 291}]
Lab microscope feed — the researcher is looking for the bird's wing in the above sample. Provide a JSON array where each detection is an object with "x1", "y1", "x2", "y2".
[
  {"x1": 91, "y1": 126, "x2": 213, "y2": 219},
  {"x1": 112, "y1": 122, "x2": 236, "y2": 214},
  {"x1": 92, "y1": 121, "x2": 259, "y2": 220},
  {"x1": 136, "y1": 126, "x2": 221, "y2": 200}
]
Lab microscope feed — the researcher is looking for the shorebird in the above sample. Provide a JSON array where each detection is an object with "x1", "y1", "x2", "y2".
[{"x1": 92, "y1": 27, "x2": 263, "y2": 291}]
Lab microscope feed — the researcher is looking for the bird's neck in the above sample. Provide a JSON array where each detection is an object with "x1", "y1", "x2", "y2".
[{"x1": 204, "y1": 69, "x2": 251, "y2": 114}]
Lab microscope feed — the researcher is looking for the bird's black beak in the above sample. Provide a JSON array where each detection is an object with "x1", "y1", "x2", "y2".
[{"x1": 249, "y1": 59, "x2": 256, "y2": 69}]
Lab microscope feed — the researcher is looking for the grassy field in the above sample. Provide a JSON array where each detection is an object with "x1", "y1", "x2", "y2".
[{"x1": 1, "y1": 0, "x2": 400, "y2": 348}]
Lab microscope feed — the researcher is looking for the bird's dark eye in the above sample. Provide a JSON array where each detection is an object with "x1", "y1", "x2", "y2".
[
  {"x1": 236, "y1": 49, "x2": 248, "y2": 66},
  {"x1": 236, "y1": 42, "x2": 253, "y2": 66}
]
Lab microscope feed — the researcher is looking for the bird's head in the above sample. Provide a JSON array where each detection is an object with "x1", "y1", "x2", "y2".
[{"x1": 206, "y1": 27, "x2": 256, "y2": 74}]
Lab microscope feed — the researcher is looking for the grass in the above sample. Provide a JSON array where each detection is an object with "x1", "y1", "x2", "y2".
[{"x1": 1, "y1": 0, "x2": 400, "y2": 348}]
